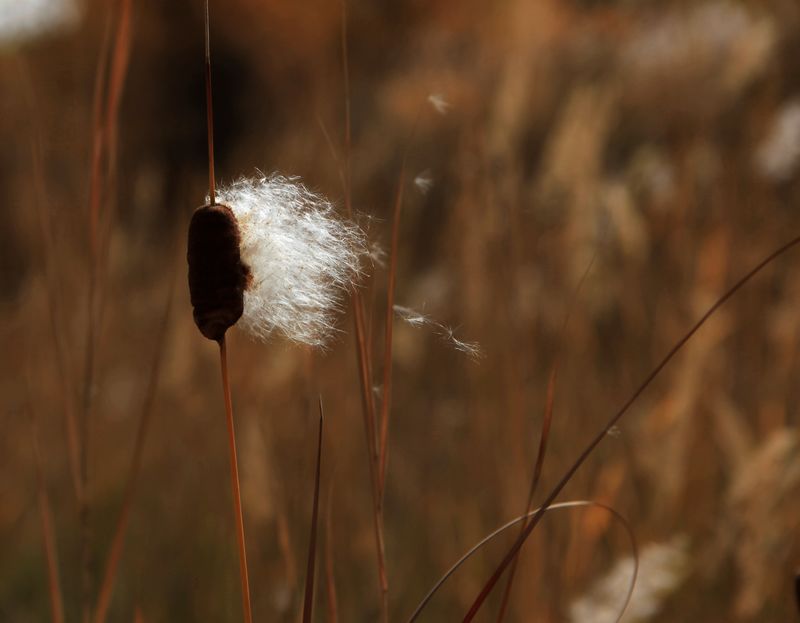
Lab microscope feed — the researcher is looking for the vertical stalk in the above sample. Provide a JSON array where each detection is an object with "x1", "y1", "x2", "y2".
[
  {"x1": 218, "y1": 337, "x2": 253, "y2": 623},
  {"x1": 340, "y1": 2, "x2": 388, "y2": 619},
  {"x1": 28, "y1": 400, "x2": 66, "y2": 623},
  {"x1": 205, "y1": 0, "x2": 216, "y2": 205}
]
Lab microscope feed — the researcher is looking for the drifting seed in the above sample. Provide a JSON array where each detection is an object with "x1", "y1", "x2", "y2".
[{"x1": 187, "y1": 203, "x2": 251, "y2": 342}]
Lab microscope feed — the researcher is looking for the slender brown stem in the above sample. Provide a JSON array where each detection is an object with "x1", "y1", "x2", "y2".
[
  {"x1": 340, "y1": 2, "x2": 388, "y2": 618},
  {"x1": 378, "y1": 163, "x2": 405, "y2": 495},
  {"x1": 341, "y1": 1, "x2": 351, "y2": 221},
  {"x1": 20, "y1": 59, "x2": 83, "y2": 500},
  {"x1": 494, "y1": 367, "x2": 557, "y2": 622},
  {"x1": 27, "y1": 400, "x2": 66, "y2": 623},
  {"x1": 302, "y1": 400, "x2": 325, "y2": 623},
  {"x1": 218, "y1": 336, "x2": 253, "y2": 623},
  {"x1": 376, "y1": 103, "x2": 422, "y2": 497},
  {"x1": 87, "y1": 9, "x2": 112, "y2": 264},
  {"x1": 94, "y1": 281, "x2": 173, "y2": 623},
  {"x1": 205, "y1": 0, "x2": 216, "y2": 205},
  {"x1": 324, "y1": 479, "x2": 339, "y2": 623},
  {"x1": 495, "y1": 253, "x2": 594, "y2": 622},
  {"x1": 80, "y1": 11, "x2": 116, "y2": 621}
]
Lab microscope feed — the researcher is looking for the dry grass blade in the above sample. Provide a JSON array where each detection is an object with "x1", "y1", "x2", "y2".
[
  {"x1": 102, "y1": 0, "x2": 132, "y2": 193},
  {"x1": 462, "y1": 235, "x2": 800, "y2": 621},
  {"x1": 495, "y1": 365, "x2": 558, "y2": 623},
  {"x1": 80, "y1": 9, "x2": 116, "y2": 621},
  {"x1": 302, "y1": 399, "x2": 325, "y2": 623},
  {"x1": 495, "y1": 252, "x2": 594, "y2": 622},
  {"x1": 87, "y1": 8, "x2": 112, "y2": 261},
  {"x1": 93, "y1": 280, "x2": 174, "y2": 623},
  {"x1": 407, "y1": 500, "x2": 638, "y2": 622},
  {"x1": 325, "y1": 479, "x2": 339, "y2": 623},
  {"x1": 26, "y1": 398, "x2": 66, "y2": 623},
  {"x1": 378, "y1": 162, "x2": 406, "y2": 495},
  {"x1": 339, "y1": 1, "x2": 387, "y2": 618},
  {"x1": 19, "y1": 58, "x2": 82, "y2": 500},
  {"x1": 316, "y1": 114, "x2": 346, "y2": 193}
]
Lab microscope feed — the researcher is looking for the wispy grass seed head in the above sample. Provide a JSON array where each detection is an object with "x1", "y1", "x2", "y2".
[{"x1": 215, "y1": 173, "x2": 366, "y2": 346}]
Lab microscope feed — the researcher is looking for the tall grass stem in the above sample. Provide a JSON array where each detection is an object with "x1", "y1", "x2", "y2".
[{"x1": 218, "y1": 337, "x2": 253, "y2": 623}]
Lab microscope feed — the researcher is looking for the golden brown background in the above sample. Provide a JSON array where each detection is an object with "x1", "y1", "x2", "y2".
[{"x1": 2, "y1": 0, "x2": 800, "y2": 621}]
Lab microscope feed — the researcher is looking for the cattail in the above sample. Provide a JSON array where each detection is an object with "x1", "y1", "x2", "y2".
[
  {"x1": 187, "y1": 204, "x2": 251, "y2": 341},
  {"x1": 185, "y1": 176, "x2": 362, "y2": 623},
  {"x1": 186, "y1": 5, "x2": 368, "y2": 622},
  {"x1": 187, "y1": 173, "x2": 365, "y2": 345}
]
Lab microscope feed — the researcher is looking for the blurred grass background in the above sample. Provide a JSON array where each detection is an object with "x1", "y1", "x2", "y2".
[{"x1": 2, "y1": 0, "x2": 800, "y2": 621}]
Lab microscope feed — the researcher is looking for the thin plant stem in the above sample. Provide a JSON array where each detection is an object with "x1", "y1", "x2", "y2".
[
  {"x1": 204, "y1": 0, "x2": 216, "y2": 205},
  {"x1": 494, "y1": 367, "x2": 557, "y2": 622},
  {"x1": 27, "y1": 398, "x2": 66, "y2": 623},
  {"x1": 19, "y1": 58, "x2": 83, "y2": 500},
  {"x1": 81, "y1": 10, "x2": 115, "y2": 620},
  {"x1": 376, "y1": 104, "x2": 421, "y2": 497},
  {"x1": 94, "y1": 279, "x2": 174, "y2": 623},
  {"x1": 340, "y1": 2, "x2": 388, "y2": 618},
  {"x1": 302, "y1": 400, "x2": 325, "y2": 623},
  {"x1": 378, "y1": 163, "x2": 405, "y2": 495},
  {"x1": 495, "y1": 253, "x2": 595, "y2": 622},
  {"x1": 324, "y1": 479, "x2": 339, "y2": 623},
  {"x1": 218, "y1": 336, "x2": 253, "y2": 623}
]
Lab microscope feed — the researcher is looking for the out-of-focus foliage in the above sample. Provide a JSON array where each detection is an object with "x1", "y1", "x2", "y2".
[{"x1": 2, "y1": 0, "x2": 800, "y2": 621}]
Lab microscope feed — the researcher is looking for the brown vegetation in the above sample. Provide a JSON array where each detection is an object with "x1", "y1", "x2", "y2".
[{"x1": 2, "y1": 0, "x2": 800, "y2": 621}]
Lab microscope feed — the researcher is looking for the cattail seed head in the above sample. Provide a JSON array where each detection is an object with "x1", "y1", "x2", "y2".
[
  {"x1": 187, "y1": 203, "x2": 252, "y2": 342},
  {"x1": 187, "y1": 173, "x2": 366, "y2": 347}
]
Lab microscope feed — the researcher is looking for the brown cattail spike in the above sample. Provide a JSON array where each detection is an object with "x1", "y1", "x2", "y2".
[{"x1": 187, "y1": 204, "x2": 251, "y2": 341}]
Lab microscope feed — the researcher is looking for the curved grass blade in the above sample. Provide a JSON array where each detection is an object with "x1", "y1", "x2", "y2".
[
  {"x1": 407, "y1": 500, "x2": 637, "y2": 622},
  {"x1": 462, "y1": 235, "x2": 800, "y2": 621}
]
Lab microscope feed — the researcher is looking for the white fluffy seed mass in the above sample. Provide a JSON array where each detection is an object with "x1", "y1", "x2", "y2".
[{"x1": 216, "y1": 174, "x2": 365, "y2": 346}]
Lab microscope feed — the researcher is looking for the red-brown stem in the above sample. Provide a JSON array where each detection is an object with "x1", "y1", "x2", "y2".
[
  {"x1": 81, "y1": 11, "x2": 113, "y2": 617},
  {"x1": 28, "y1": 402, "x2": 66, "y2": 623},
  {"x1": 463, "y1": 235, "x2": 800, "y2": 621},
  {"x1": 204, "y1": 0, "x2": 217, "y2": 205},
  {"x1": 87, "y1": 10, "x2": 111, "y2": 263},
  {"x1": 376, "y1": 104, "x2": 422, "y2": 498},
  {"x1": 324, "y1": 480, "x2": 339, "y2": 623},
  {"x1": 316, "y1": 114, "x2": 346, "y2": 192},
  {"x1": 218, "y1": 337, "x2": 253, "y2": 623},
  {"x1": 302, "y1": 402, "x2": 325, "y2": 623},
  {"x1": 378, "y1": 164, "x2": 406, "y2": 495},
  {"x1": 102, "y1": 0, "x2": 132, "y2": 214},
  {"x1": 495, "y1": 253, "x2": 594, "y2": 621},
  {"x1": 94, "y1": 282, "x2": 173, "y2": 623},
  {"x1": 22, "y1": 63, "x2": 83, "y2": 499},
  {"x1": 495, "y1": 366, "x2": 557, "y2": 622},
  {"x1": 341, "y1": 1, "x2": 352, "y2": 221},
  {"x1": 340, "y1": 2, "x2": 388, "y2": 618}
]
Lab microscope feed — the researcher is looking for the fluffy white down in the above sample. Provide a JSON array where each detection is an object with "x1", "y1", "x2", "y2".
[{"x1": 216, "y1": 174, "x2": 365, "y2": 346}]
